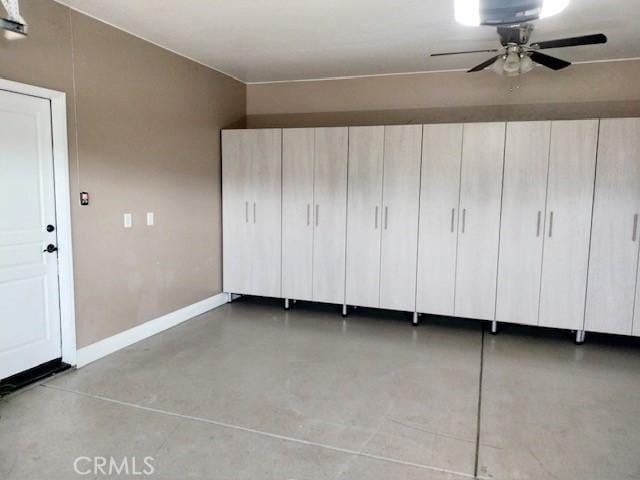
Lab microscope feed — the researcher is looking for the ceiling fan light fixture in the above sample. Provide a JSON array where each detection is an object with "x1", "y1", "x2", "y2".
[
  {"x1": 454, "y1": 0, "x2": 481, "y2": 26},
  {"x1": 519, "y1": 54, "x2": 534, "y2": 73},
  {"x1": 540, "y1": 0, "x2": 570, "y2": 19}
]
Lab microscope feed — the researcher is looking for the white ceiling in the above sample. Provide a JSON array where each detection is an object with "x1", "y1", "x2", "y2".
[{"x1": 55, "y1": 0, "x2": 640, "y2": 83}]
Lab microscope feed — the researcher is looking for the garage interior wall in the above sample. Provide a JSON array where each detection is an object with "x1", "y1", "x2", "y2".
[
  {"x1": 246, "y1": 60, "x2": 640, "y2": 127},
  {"x1": 0, "y1": 0, "x2": 246, "y2": 347}
]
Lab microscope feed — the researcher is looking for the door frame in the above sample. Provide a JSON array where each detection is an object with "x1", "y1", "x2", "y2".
[{"x1": 0, "y1": 78, "x2": 77, "y2": 367}]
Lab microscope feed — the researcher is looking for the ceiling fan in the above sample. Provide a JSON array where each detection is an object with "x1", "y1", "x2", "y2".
[{"x1": 432, "y1": 24, "x2": 607, "y2": 76}]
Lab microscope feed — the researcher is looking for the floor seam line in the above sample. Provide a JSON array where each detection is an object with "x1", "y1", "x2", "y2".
[
  {"x1": 473, "y1": 325, "x2": 486, "y2": 479},
  {"x1": 41, "y1": 383, "x2": 474, "y2": 479}
]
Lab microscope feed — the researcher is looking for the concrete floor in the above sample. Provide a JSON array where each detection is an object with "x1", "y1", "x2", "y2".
[{"x1": 1, "y1": 297, "x2": 640, "y2": 480}]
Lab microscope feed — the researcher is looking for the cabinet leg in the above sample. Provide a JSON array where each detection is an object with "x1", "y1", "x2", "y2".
[
  {"x1": 575, "y1": 330, "x2": 586, "y2": 345},
  {"x1": 490, "y1": 321, "x2": 498, "y2": 335},
  {"x1": 284, "y1": 298, "x2": 290, "y2": 310},
  {"x1": 412, "y1": 312, "x2": 419, "y2": 326},
  {"x1": 342, "y1": 304, "x2": 348, "y2": 317}
]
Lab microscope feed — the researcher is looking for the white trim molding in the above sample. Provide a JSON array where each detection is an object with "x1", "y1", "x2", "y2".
[
  {"x1": 76, "y1": 293, "x2": 229, "y2": 367},
  {"x1": 0, "y1": 79, "x2": 78, "y2": 368}
]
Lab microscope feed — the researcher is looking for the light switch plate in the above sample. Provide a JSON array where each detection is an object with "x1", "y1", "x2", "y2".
[
  {"x1": 146, "y1": 212, "x2": 154, "y2": 226},
  {"x1": 123, "y1": 213, "x2": 132, "y2": 228}
]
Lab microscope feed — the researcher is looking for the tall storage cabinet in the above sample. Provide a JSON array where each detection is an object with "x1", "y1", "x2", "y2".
[
  {"x1": 311, "y1": 128, "x2": 349, "y2": 305},
  {"x1": 222, "y1": 129, "x2": 282, "y2": 297},
  {"x1": 585, "y1": 118, "x2": 640, "y2": 335},
  {"x1": 538, "y1": 120, "x2": 598, "y2": 330},
  {"x1": 454, "y1": 122, "x2": 506, "y2": 321},
  {"x1": 345, "y1": 126, "x2": 385, "y2": 308},
  {"x1": 496, "y1": 121, "x2": 551, "y2": 326},
  {"x1": 416, "y1": 124, "x2": 463, "y2": 316},
  {"x1": 379, "y1": 125, "x2": 423, "y2": 311},
  {"x1": 282, "y1": 129, "x2": 315, "y2": 301}
]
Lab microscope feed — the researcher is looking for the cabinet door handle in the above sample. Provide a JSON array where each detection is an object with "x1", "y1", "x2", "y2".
[
  {"x1": 536, "y1": 211, "x2": 542, "y2": 237},
  {"x1": 253, "y1": 202, "x2": 256, "y2": 224},
  {"x1": 306, "y1": 204, "x2": 310, "y2": 226},
  {"x1": 245, "y1": 201, "x2": 249, "y2": 223},
  {"x1": 461, "y1": 208, "x2": 466, "y2": 233},
  {"x1": 633, "y1": 214, "x2": 639, "y2": 242},
  {"x1": 548, "y1": 211, "x2": 554, "y2": 238},
  {"x1": 450, "y1": 208, "x2": 455, "y2": 233},
  {"x1": 315, "y1": 204, "x2": 319, "y2": 227},
  {"x1": 384, "y1": 206, "x2": 388, "y2": 230},
  {"x1": 375, "y1": 206, "x2": 379, "y2": 229}
]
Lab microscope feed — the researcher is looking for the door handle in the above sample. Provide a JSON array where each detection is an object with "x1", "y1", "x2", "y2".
[
  {"x1": 374, "y1": 206, "x2": 379, "y2": 229},
  {"x1": 450, "y1": 208, "x2": 455, "y2": 233},
  {"x1": 548, "y1": 211, "x2": 554, "y2": 238},
  {"x1": 43, "y1": 244, "x2": 58, "y2": 253},
  {"x1": 384, "y1": 206, "x2": 388, "y2": 230},
  {"x1": 306, "y1": 204, "x2": 311, "y2": 226},
  {"x1": 461, "y1": 208, "x2": 466, "y2": 233},
  {"x1": 633, "y1": 214, "x2": 639, "y2": 242},
  {"x1": 315, "y1": 204, "x2": 319, "y2": 227},
  {"x1": 245, "y1": 201, "x2": 248, "y2": 223},
  {"x1": 536, "y1": 211, "x2": 542, "y2": 237},
  {"x1": 253, "y1": 202, "x2": 256, "y2": 224}
]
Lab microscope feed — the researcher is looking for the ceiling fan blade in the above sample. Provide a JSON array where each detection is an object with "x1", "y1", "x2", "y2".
[
  {"x1": 531, "y1": 33, "x2": 607, "y2": 50},
  {"x1": 529, "y1": 51, "x2": 571, "y2": 70},
  {"x1": 467, "y1": 55, "x2": 500, "y2": 73},
  {"x1": 431, "y1": 49, "x2": 499, "y2": 57}
]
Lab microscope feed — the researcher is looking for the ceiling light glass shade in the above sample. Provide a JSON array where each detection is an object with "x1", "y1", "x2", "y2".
[
  {"x1": 454, "y1": 0, "x2": 480, "y2": 26},
  {"x1": 540, "y1": 0, "x2": 570, "y2": 18},
  {"x1": 503, "y1": 51, "x2": 521, "y2": 75},
  {"x1": 519, "y1": 54, "x2": 534, "y2": 73},
  {"x1": 491, "y1": 56, "x2": 506, "y2": 75}
]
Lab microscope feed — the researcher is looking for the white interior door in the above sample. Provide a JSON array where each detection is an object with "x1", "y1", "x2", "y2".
[
  {"x1": 455, "y1": 122, "x2": 506, "y2": 321},
  {"x1": 346, "y1": 126, "x2": 385, "y2": 308},
  {"x1": 634, "y1": 256, "x2": 640, "y2": 337},
  {"x1": 222, "y1": 130, "x2": 255, "y2": 295},
  {"x1": 379, "y1": 125, "x2": 422, "y2": 312},
  {"x1": 539, "y1": 120, "x2": 598, "y2": 330},
  {"x1": 585, "y1": 118, "x2": 640, "y2": 335},
  {"x1": 0, "y1": 90, "x2": 62, "y2": 380},
  {"x1": 249, "y1": 129, "x2": 282, "y2": 297},
  {"x1": 312, "y1": 127, "x2": 348, "y2": 305},
  {"x1": 416, "y1": 124, "x2": 463, "y2": 316},
  {"x1": 496, "y1": 121, "x2": 550, "y2": 326},
  {"x1": 282, "y1": 129, "x2": 314, "y2": 301}
]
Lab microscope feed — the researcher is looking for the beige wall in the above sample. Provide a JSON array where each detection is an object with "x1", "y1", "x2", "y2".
[
  {"x1": 246, "y1": 60, "x2": 640, "y2": 127},
  {"x1": 0, "y1": 0, "x2": 246, "y2": 347}
]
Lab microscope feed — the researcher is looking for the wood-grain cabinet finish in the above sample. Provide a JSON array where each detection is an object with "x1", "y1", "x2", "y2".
[
  {"x1": 416, "y1": 124, "x2": 463, "y2": 316},
  {"x1": 222, "y1": 118, "x2": 640, "y2": 339},
  {"x1": 345, "y1": 126, "x2": 385, "y2": 308},
  {"x1": 454, "y1": 122, "x2": 506, "y2": 321},
  {"x1": 222, "y1": 129, "x2": 282, "y2": 297},
  {"x1": 497, "y1": 121, "x2": 551, "y2": 326},
  {"x1": 496, "y1": 120, "x2": 598, "y2": 330},
  {"x1": 585, "y1": 118, "x2": 640, "y2": 336},
  {"x1": 379, "y1": 125, "x2": 423, "y2": 311},
  {"x1": 281, "y1": 127, "x2": 349, "y2": 305}
]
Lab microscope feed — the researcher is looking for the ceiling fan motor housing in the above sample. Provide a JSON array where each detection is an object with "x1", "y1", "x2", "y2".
[{"x1": 480, "y1": 0, "x2": 545, "y2": 25}]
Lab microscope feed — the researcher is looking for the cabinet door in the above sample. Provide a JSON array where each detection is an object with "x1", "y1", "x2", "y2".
[
  {"x1": 634, "y1": 257, "x2": 640, "y2": 337},
  {"x1": 496, "y1": 122, "x2": 550, "y2": 325},
  {"x1": 416, "y1": 124, "x2": 463, "y2": 316},
  {"x1": 455, "y1": 122, "x2": 506, "y2": 321},
  {"x1": 249, "y1": 129, "x2": 282, "y2": 297},
  {"x1": 312, "y1": 127, "x2": 349, "y2": 304},
  {"x1": 585, "y1": 118, "x2": 640, "y2": 335},
  {"x1": 379, "y1": 125, "x2": 423, "y2": 311},
  {"x1": 539, "y1": 120, "x2": 598, "y2": 330},
  {"x1": 282, "y1": 129, "x2": 315, "y2": 301},
  {"x1": 222, "y1": 130, "x2": 253, "y2": 294},
  {"x1": 345, "y1": 126, "x2": 385, "y2": 308}
]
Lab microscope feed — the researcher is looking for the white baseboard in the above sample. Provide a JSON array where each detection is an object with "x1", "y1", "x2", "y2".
[{"x1": 75, "y1": 292, "x2": 229, "y2": 368}]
